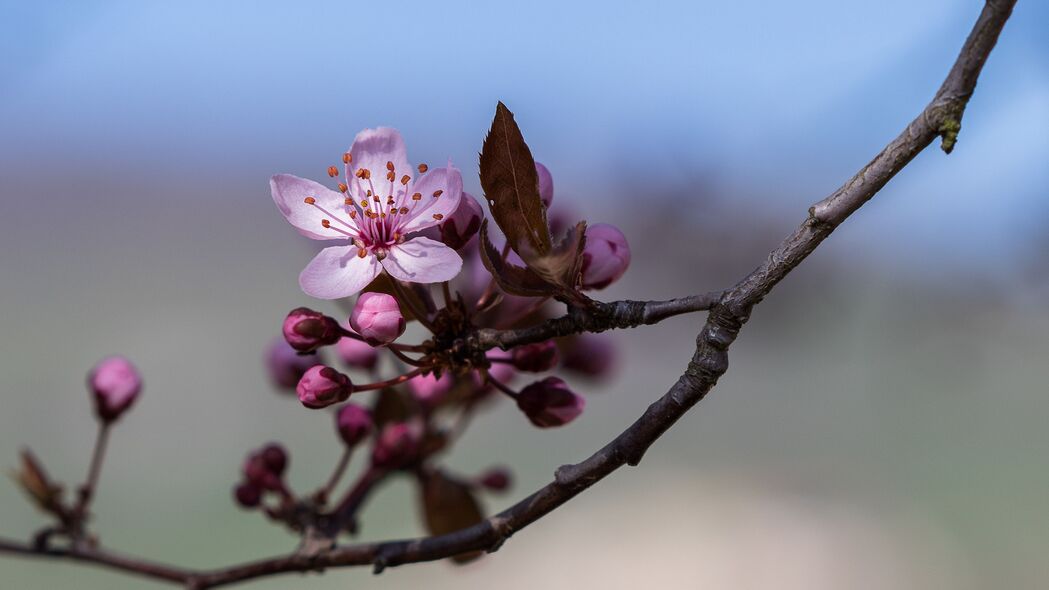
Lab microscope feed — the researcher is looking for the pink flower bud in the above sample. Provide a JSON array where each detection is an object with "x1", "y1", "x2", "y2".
[
  {"x1": 349, "y1": 292, "x2": 406, "y2": 346},
  {"x1": 233, "y1": 482, "x2": 262, "y2": 508},
  {"x1": 535, "y1": 162, "x2": 554, "y2": 208},
  {"x1": 371, "y1": 422, "x2": 422, "y2": 468},
  {"x1": 296, "y1": 365, "x2": 352, "y2": 409},
  {"x1": 439, "y1": 192, "x2": 484, "y2": 250},
  {"x1": 408, "y1": 372, "x2": 454, "y2": 406},
  {"x1": 336, "y1": 403, "x2": 373, "y2": 447},
  {"x1": 563, "y1": 333, "x2": 618, "y2": 378},
  {"x1": 478, "y1": 467, "x2": 512, "y2": 492},
  {"x1": 242, "y1": 445, "x2": 285, "y2": 491},
  {"x1": 510, "y1": 340, "x2": 560, "y2": 372},
  {"x1": 516, "y1": 377, "x2": 585, "y2": 428},
  {"x1": 265, "y1": 337, "x2": 323, "y2": 390},
  {"x1": 335, "y1": 336, "x2": 379, "y2": 370},
  {"x1": 88, "y1": 356, "x2": 142, "y2": 423},
  {"x1": 581, "y1": 223, "x2": 631, "y2": 290},
  {"x1": 282, "y1": 307, "x2": 341, "y2": 352}
]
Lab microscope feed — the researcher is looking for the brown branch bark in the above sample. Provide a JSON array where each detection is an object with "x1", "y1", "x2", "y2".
[{"x1": 0, "y1": 1, "x2": 1017, "y2": 587}]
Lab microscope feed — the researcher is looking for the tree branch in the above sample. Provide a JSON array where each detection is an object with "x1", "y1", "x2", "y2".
[{"x1": 0, "y1": 1, "x2": 1017, "y2": 586}]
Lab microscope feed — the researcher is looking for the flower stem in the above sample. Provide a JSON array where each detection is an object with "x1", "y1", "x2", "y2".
[
  {"x1": 315, "y1": 448, "x2": 352, "y2": 505},
  {"x1": 387, "y1": 347, "x2": 425, "y2": 367},
  {"x1": 77, "y1": 423, "x2": 111, "y2": 513},
  {"x1": 486, "y1": 373, "x2": 519, "y2": 399},
  {"x1": 351, "y1": 368, "x2": 423, "y2": 393}
]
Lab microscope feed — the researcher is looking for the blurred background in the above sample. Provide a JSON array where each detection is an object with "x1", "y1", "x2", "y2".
[{"x1": 1, "y1": 0, "x2": 1047, "y2": 587}]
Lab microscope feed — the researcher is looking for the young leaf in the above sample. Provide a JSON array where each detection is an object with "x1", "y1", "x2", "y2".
[
  {"x1": 479, "y1": 102, "x2": 552, "y2": 260},
  {"x1": 418, "y1": 470, "x2": 484, "y2": 563},
  {"x1": 479, "y1": 220, "x2": 558, "y2": 297},
  {"x1": 528, "y1": 221, "x2": 588, "y2": 291}
]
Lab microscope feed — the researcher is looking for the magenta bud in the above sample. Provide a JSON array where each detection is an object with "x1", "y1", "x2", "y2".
[
  {"x1": 88, "y1": 356, "x2": 142, "y2": 423},
  {"x1": 335, "y1": 336, "x2": 379, "y2": 370},
  {"x1": 516, "y1": 377, "x2": 585, "y2": 428},
  {"x1": 234, "y1": 482, "x2": 262, "y2": 508},
  {"x1": 260, "y1": 443, "x2": 288, "y2": 477},
  {"x1": 581, "y1": 223, "x2": 631, "y2": 290},
  {"x1": 283, "y1": 307, "x2": 341, "y2": 352},
  {"x1": 563, "y1": 333, "x2": 617, "y2": 378},
  {"x1": 535, "y1": 162, "x2": 554, "y2": 208},
  {"x1": 336, "y1": 403, "x2": 373, "y2": 447},
  {"x1": 371, "y1": 422, "x2": 422, "y2": 468},
  {"x1": 438, "y1": 192, "x2": 484, "y2": 250},
  {"x1": 408, "y1": 372, "x2": 454, "y2": 406},
  {"x1": 242, "y1": 453, "x2": 281, "y2": 491},
  {"x1": 265, "y1": 337, "x2": 323, "y2": 390},
  {"x1": 349, "y1": 292, "x2": 406, "y2": 346},
  {"x1": 296, "y1": 365, "x2": 352, "y2": 409},
  {"x1": 510, "y1": 340, "x2": 560, "y2": 372},
  {"x1": 478, "y1": 467, "x2": 512, "y2": 492}
]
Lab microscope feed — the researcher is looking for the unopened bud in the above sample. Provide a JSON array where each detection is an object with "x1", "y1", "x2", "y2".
[
  {"x1": 335, "y1": 336, "x2": 379, "y2": 370},
  {"x1": 233, "y1": 482, "x2": 262, "y2": 508},
  {"x1": 516, "y1": 377, "x2": 585, "y2": 428},
  {"x1": 88, "y1": 356, "x2": 142, "y2": 423},
  {"x1": 408, "y1": 372, "x2": 454, "y2": 406},
  {"x1": 350, "y1": 292, "x2": 406, "y2": 346},
  {"x1": 296, "y1": 365, "x2": 352, "y2": 409},
  {"x1": 265, "y1": 337, "x2": 323, "y2": 390},
  {"x1": 563, "y1": 333, "x2": 617, "y2": 378},
  {"x1": 535, "y1": 162, "x2": 554, "y2": 208},
  {"x1": 438, "y1": 192, "x2": 484, "y2": 250},
  {"x1": 478, "y1": 467, "x2": 512, "y2": 492},
  {"x1": 371, "y1": 421, "x2": 422, "y2": 468},
  {"x1": 510, "y1": 340, "x2": 560, "y2": 372},
  {"x1": 581, "y1": 223, "x2": 631, "y2": 290},
  {"x1": 282, "y1": 307, "x2": 341, "y2": 352},
  {"x1": 336, "y1": 403, "x2": 373, "y2": 447}
]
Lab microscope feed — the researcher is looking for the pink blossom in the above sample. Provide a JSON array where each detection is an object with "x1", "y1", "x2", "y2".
[
  {"x1": 88, "y1": 356, "x2": 142, "y2": 423},
  {"x1": 349, "y1": 292, "x2": 405, "y2": 346},
  {"x1": 272, "y1": 128, "x2": 464, "y2": 299}
]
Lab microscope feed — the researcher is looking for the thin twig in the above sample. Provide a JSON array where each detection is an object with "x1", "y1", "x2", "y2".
[{"x1": 0, "y1": 1, "x2": 1017, "y2": 586}]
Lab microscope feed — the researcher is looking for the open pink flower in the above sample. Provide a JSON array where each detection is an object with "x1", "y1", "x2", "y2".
[{"x1": 271, "y1": 128, "x2": 464, "y2": 299}]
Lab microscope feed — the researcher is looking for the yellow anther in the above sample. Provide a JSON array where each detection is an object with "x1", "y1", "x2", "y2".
[
  {"x1": 338, "y1": 182, "x2": 348, "y2": 193},
  {"x1": 432, "y1": 190, "x2": 443, "y2": 198},
  {"x1": 303, "y1": 196, "x2": 316, "y2": 205},
  {"x1": 386, "y1": 170, "x2": 396, "y2": 182},
  {"x1": 327, "y1": 166, "x2": 339, "y2": 178},
  {"x1": 321, "y1": 219, "x2": 331, "y2": 228},
  {"x1": 417, "y1": 163, "x2": 428, "y2": 173},
  {"x1": 399, "y1": 206, "x2": 409, "y2": 214},
  {"x1": 343, "y1": 153, "x2": 352, "y2": 164},
  {"x1": 432, "y1": 213, "x2": 444, "y2": 221},
  {"x1": 386, "y1": 161, "x2": 394, "y2": 171},
  {"x1": 357, "y1": 248, "x2": 367, "y2": 258},
  {"x1": 411, "y1": 192, "x2": 422, "y2": 201},
  {"x1": 400, "y1": 175, "x2": 410, "y2": 185}
]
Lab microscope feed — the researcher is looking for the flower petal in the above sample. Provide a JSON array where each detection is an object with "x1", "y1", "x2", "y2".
[
  {"x1": 299, "y1": 245, "x2": 382, "y2": 299},
  {"x1": 381, "y1": 237, "x2": 462, "y2": 283},
  {"x1": 271, "y1": 174, "x2": 355, "y2": 240},
  {"x1": 349, "y1": 127, "x2": 411, "y2": 190},
  {"x1": 397, "y1": 165, "x2": 463, "y2": 234}
]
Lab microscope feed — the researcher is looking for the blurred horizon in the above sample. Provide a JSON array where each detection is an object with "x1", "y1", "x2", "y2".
[{"x1": 2, "y1": 1, "x2": 1048, "y2": 588}]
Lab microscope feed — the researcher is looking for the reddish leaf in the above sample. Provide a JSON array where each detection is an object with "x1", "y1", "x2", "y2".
[
  {"x1": 528, "y1": 221, "x2": 588, "y2": 291},
  {"x1": 418, "y1": 470, "x2": 485, "y2": 564},
  {"x1": 479, "y1": 102, "x2": 551, "y2": 261},
  {"x1": 479, "y1": 221, "x2": 558, "y2": 297}
]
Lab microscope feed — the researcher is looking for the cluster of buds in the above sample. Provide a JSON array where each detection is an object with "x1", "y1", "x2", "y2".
[
  {"x1": 246, "y1": 120, "x2": 628, "y2": 547},
  {"x1": 233, "y1": 443, "x2": 290, "y2": 508}
]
